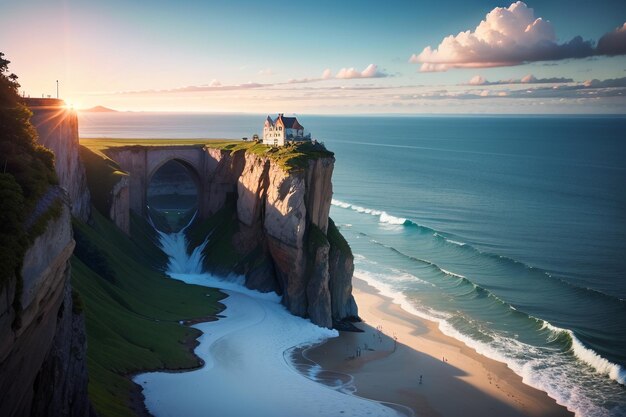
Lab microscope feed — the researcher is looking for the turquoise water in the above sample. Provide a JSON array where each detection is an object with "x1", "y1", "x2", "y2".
[{"x1": 79, "y1": 113, "x2": 626, "y2": 416}]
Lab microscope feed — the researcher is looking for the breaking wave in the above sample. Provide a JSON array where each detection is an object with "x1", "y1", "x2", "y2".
[{"x1": 332, "y1": 199, "x2": 409, "y2": 225}]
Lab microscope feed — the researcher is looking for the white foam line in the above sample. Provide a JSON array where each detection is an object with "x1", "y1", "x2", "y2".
[
  {"x1": 439, "y1": 267, "x2": 466, "y2": 279},
  {"x1": 356, "y1": 269, "x2": 625, "y2": 417},
  {"x1": 542, "y1": 324, "x2": 626, "y2": 386},
  {"x1": 332, "y1": 199, "x2": 407, "y2": 225}
]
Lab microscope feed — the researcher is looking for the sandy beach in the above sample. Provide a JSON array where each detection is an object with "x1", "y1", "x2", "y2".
[{"x1": 306, "y1": 277, "x2": 575, "y2": 417}]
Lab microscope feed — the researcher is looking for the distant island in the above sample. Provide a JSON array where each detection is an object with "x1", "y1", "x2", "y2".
[{"x1": 79, "y1": 105, "x2": 118, "y2": 113}]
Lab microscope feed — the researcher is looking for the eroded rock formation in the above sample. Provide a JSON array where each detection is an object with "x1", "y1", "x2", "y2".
[
  {"x1": 0, "y1": 99, "x2": 93, "y2": 416},
  {"x1": 201, "y1": 148, "x2": 358, "y2": 328},
  {"x1": 87, "y1": 142, "x2": 358, "y2": 329},
  {"x1": 0, "y1": 195, "x2": 93, "y2": 416},
  {"x1": 28, "y1": 101, "x2": 91, "y2": 222}
]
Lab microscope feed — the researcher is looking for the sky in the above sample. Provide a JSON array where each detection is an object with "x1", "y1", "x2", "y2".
[{"x1": 1, "y1": 0, "x2": 625, "y2": 114}]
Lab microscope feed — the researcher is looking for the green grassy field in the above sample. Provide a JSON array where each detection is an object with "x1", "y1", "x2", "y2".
[
  {"x1": 72, "y1": 211, "x2": 226, "y2": 417},
  {"x1": 80, "y1": 137, "x2": 334, "y2": 172},
  {"x1": 79, "y1": 145, "x2": 128, "y2": 216}
]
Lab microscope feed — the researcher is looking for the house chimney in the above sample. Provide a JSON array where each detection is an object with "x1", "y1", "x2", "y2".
[{"x1": 279, "y1": 113, "x2": 283, "y2": 117}]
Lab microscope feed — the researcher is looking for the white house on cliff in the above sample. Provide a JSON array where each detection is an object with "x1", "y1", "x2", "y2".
[{"x1": 262, "y1": 114, "x2": 311, "y2": 146}]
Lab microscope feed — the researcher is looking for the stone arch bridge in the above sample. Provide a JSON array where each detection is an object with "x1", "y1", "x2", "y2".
[{"x1": 101, "y1": 144, "x2": 243, "y2": 234}]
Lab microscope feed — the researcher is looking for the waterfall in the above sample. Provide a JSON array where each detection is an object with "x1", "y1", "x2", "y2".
[{"x1": 150, "y1": 213, "x2": 209, "y2": 275}]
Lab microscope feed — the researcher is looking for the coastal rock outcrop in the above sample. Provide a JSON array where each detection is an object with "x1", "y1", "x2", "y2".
[
  {"x1": 0, "y1": 99, "x2": 93, "y2": 416},
  {"x1": 88, "y1": 141, "x2": 358, "y2": 329},
  {"x1": 203, "y1": 148, "x2": 246, "y2": 216},
  {"x1": 306, "y1": 237, "x2": 332, "y2": 328},
  {"x1": 110, "y1": 175, "x2": 130, "y2": 235},
  {"x1": 327, "y1": 219, "x2": 359, "y2": 321},
  {"x1": 28, "y1": 99, "x2": 91, "y2": 222},
  {"x1": 0, "y1": 194, "x2": 93, "y2": 416},
  {"x1": 228, "y1": 150, "x2": 356, "y2": 328}
]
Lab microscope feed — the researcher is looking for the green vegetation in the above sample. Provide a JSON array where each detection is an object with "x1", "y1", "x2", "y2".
[
  {"x1": 186, "y1": 198, "x2": 245, "y2": 274},
  {"x1": 327, "y1": 218, "x2": 353, "y2": 257},
  {"x1": 307, "y1": 222, "x2": 329, "y2": 250},
  {"x1": 72, "y1": 210, "x2": 225, "y2": 417},
  {"x1": 305, "y1": 223, "x2": 330, "y2": 282},
  {"x1": 81, "y1": 137, "x2": 334, "y2": 172},
  {"x1": 75, "y1": 141, "x2": 225, "y2": 416},
  {"x1": 0, "y1": 52, "x2": 59, "y2": 299},
  {"x1": 79, "y1": 145, "x2": 128, "y2": 216},
  {"x1": 0, "y1": 174, "x2": 28, "y2": 287}
]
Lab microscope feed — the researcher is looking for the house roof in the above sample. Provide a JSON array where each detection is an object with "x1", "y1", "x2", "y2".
[{"x1": 273, "y1": 113, "x2": 304, "y2": 130}]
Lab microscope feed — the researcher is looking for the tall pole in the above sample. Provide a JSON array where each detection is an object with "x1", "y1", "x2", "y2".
[{"x1": 56, "y1": 80, "x2": 59, "y2": 99}]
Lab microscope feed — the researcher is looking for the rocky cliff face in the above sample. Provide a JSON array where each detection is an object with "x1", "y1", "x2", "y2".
[
  {"x1": 110, "y1": 175, "x2": 130, "y2": 235},
  {"x1": 0, "y1": 196, "x2": 93, "y2": 416},
  {"x1": 202, "y1": 147, "x2": 358, "y2": 329},
  {"x1": 0, "y1": 99, "x2": 93, "y2": 416},
  {"x1": 28, "y1": 102, "x2": 91, "y2": 222},
  {"x1": 203, "y1": 147, "x2": 246, "y2": 216},
  {"x1": 84, "y1": 142, "x2": 358, "y2": 329}
]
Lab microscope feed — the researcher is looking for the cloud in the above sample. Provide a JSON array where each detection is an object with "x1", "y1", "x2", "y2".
[
  {"x1": 258, "y1": 68, "x2": 275, "y2": 76},
  {"x1": 519, "y1": 75, "x2": 574, "y2": 84},
  {"x1": 596, "y1": 23, "x2": 626, "y2": 56},
  {"x1": 466, "y1": 74, "x2": 573, "y2": 85},
  {"x1": 411, "y1": 2, "x2": 624, "y2": 71},
  {"x1": 288, "y1": 65, "x2": 387, "y2": 84},
  {"x1": 122, "y1": 64, "x2": 389, "y2": 95},
  {"x1": 288, "y1": 68, "x2": 334, "y2": 84},
  {"x1": 583, "y1": 76, "x2": 626, "y2": 88},
  {"x1": 120, "y1": 81, "x2": 270, "y2": 94},
  {"x1": 387, "y1": 76, "x2": 626, "y2": 103},
  {"x1": 469, "y1": 75, "x2": 487, "y2": 85},
  {"x1": 336, "y1": 64, "x2": 387, "y2": 79}
]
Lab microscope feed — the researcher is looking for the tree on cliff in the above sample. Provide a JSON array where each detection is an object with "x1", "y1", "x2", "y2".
[{"x1": 0, "y1": 52, "x2": 57, "y2": 287}]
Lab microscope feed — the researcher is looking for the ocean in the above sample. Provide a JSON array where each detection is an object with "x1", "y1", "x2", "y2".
[{"x1": 79, "y1": 112, "x2": 626, "y2": 416}]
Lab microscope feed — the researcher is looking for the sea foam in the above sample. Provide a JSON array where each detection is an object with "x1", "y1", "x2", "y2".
[
  {"x1": 136, "y1": 220, "x2": 402, "y2": 417},
  {"x1": 354, "y1": 263, "x2": 625, "y2": 417},
  {"x1": 332, "y1": 199, "x2": 408, "y2": 225}
]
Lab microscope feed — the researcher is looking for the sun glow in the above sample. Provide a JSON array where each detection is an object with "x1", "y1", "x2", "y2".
[{"x1": 63, "y1": 100, "x2": 79, "y2": 110}]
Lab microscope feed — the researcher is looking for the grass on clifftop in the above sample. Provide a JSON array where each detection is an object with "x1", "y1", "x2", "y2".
[
  {"x1": 79, "y1": 145, "x2": 128, "y2": 216},
  {"x1": 72, "y1": 210, "x2": 225, "y2": 417},
  {"x1": 80, "y1": 138, "x2": 334, "y2": 172}
]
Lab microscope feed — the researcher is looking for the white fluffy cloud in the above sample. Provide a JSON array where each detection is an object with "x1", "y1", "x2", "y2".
[
  {"x1": 336, "y1": 64, "x2": 387, "y2": 79},
  {"x1": 287, "y1": 66, "x2": 386, "y2": 84},
  {"x1": 411, "y1": 2, "x2": 601, "y2": 72},
  {"x1": 469, "y1": 75, "x2": 487, "y2": 85},
  {"x1": 466, "y1": 74, "x2": 573, "y2": 85}
]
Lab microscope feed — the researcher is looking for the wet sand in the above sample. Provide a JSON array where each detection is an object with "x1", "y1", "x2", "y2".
[{"x1": 306, "y1": 277, "x2": 574, "y2": 417}]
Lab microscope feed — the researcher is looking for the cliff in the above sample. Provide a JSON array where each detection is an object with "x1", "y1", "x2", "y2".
[
  {"x1": 27, "y1": 99, "x2": 91, "y2": 222},
  {"x1": 197, "y1": 145, "x2": 358, "y2": 328},
  {"x1": 0, "y1": 192, "x2": 92, "y2": 416},
  {"x1": 0, "y1": 99, "x2": 93, "y2": 416},
  {"x1": 78, "y1": 139, "x2": 359, "y2": 329}
]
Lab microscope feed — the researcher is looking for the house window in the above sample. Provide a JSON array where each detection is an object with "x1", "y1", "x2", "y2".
[{"x1": 279, "y1": 126, "x2": 282, "y2": 131}]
